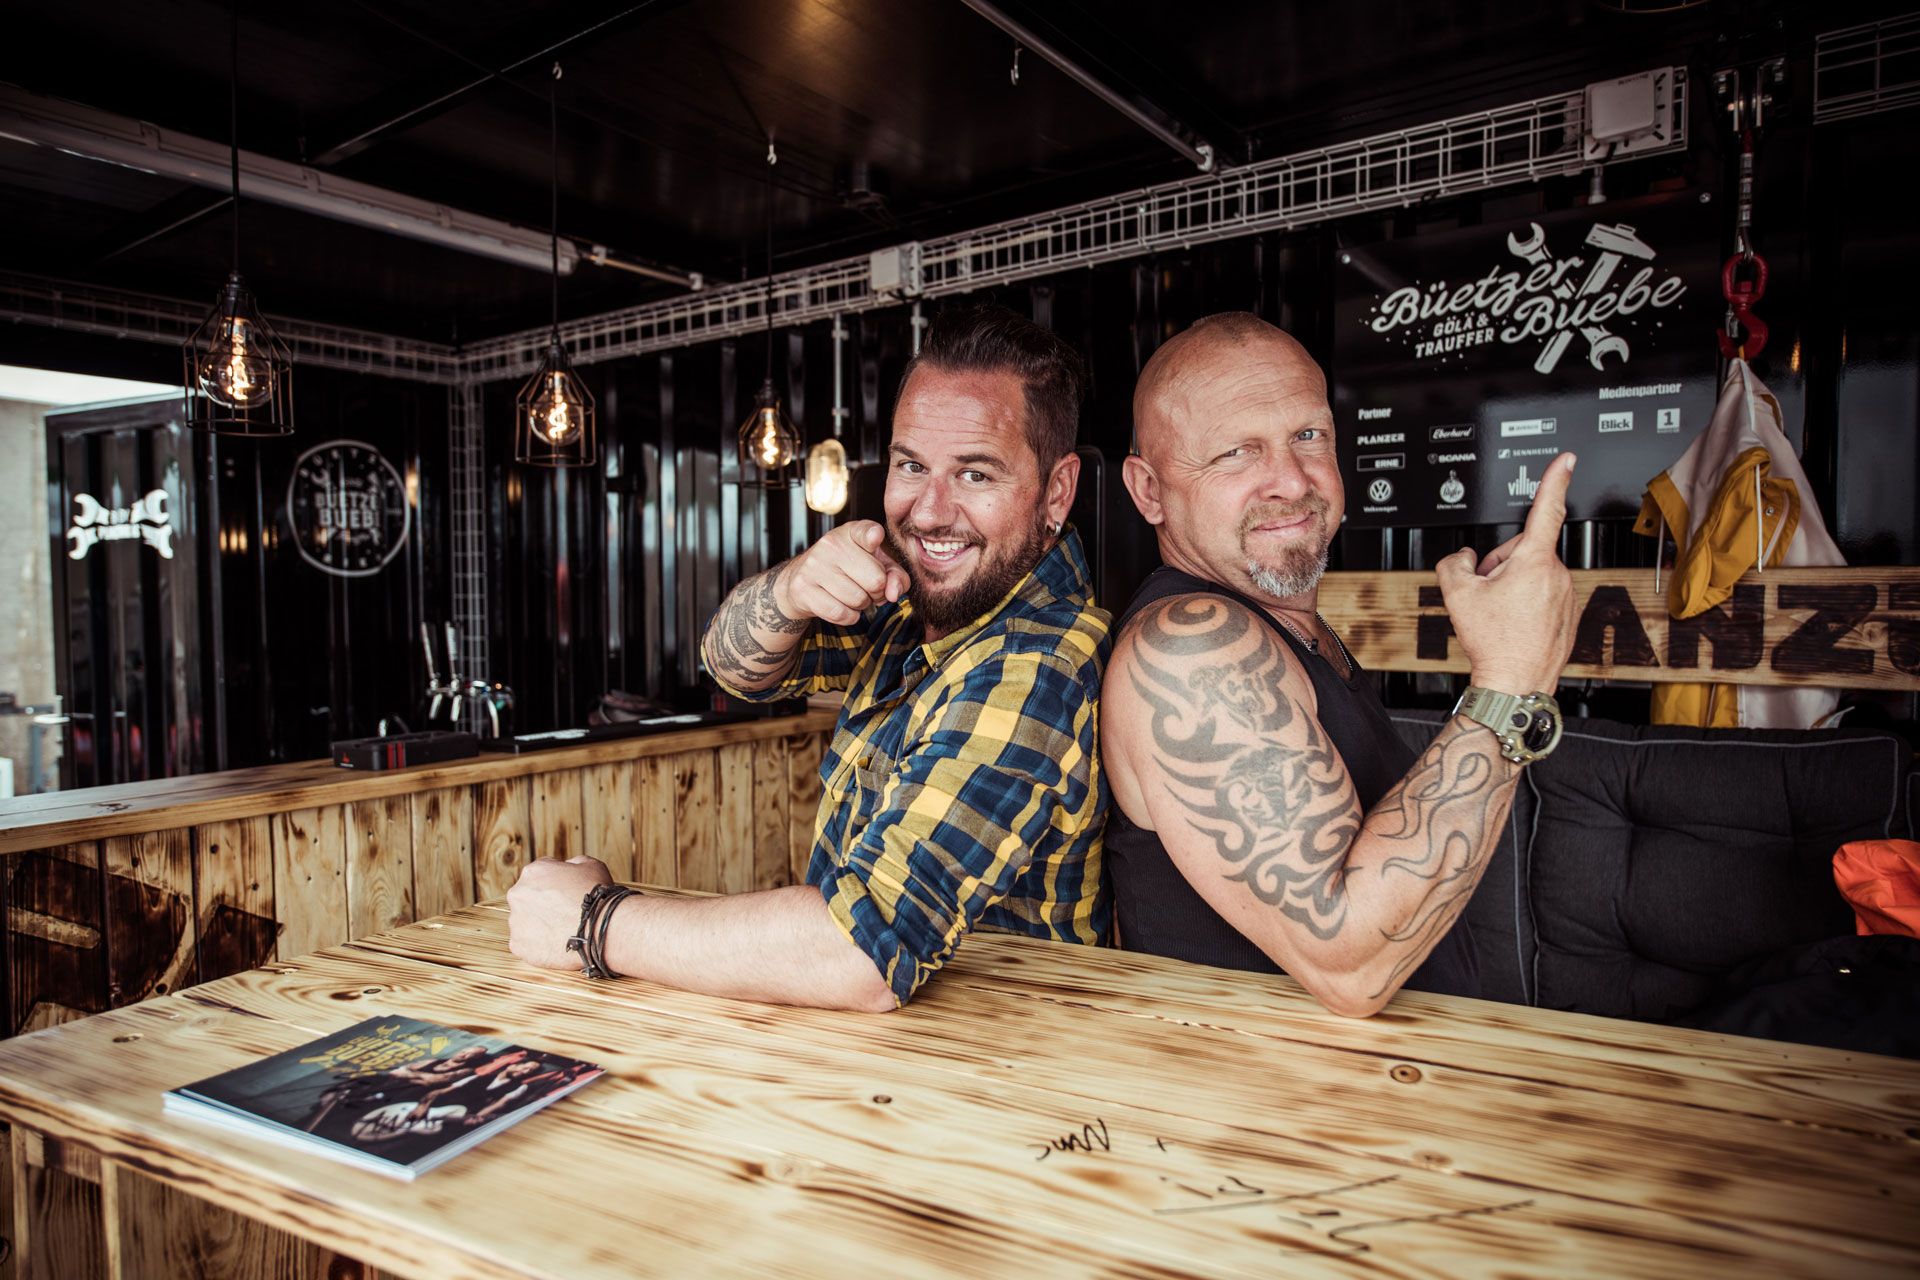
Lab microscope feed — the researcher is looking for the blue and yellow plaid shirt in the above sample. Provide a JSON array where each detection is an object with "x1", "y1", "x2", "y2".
[{"x1": 714, "y1": 527, "x2": 1111, "y2": 1006}]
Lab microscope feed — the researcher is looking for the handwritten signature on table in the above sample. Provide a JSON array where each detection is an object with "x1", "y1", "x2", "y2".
[{"x1": 1027, "y1": 1115, "x2": 1533, "y2": 1257}]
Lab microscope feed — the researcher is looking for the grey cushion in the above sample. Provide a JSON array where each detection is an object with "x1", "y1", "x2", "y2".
[{"x1": 1389, "y1": 709, "x2": 1913, "y2": 1021}]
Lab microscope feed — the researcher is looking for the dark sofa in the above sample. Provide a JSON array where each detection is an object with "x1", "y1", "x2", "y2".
[{"x1": 1391, "y1": 709, "x2": 1920, "y2": 1055}]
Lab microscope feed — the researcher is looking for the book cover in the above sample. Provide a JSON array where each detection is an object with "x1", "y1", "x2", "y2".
[{"x1": 163, "y1": 1015, "x2": 604, "y2": 1179}]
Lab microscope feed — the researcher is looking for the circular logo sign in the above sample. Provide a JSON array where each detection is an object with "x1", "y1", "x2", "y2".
[
  {"x1": 1367, "y1": 477, "x2": 1395, "y2": 504},
  {"x1": 1439, "y1": 471, "x2": 1466, "y2": 504},
  {"x1": 286, "y1": 440, "x2": 411, "y2": 577}
]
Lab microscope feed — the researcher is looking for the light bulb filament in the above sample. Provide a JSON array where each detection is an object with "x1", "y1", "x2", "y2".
[{"x1": 224, "y1": 320, "x2": 253, "y2": 401}]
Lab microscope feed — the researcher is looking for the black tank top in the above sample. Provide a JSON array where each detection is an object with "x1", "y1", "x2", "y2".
[{"x1": 1104, "y1": 567, "x2": 1480, "y2": 998}]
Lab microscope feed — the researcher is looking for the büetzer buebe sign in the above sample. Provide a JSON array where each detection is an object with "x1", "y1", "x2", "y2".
[
  {"x1": 285, "y1": 439, "x2": 412, "y2": 577},
  {"x1": 1332, "y1": 194, "x2": 1721, "y2": 528}
]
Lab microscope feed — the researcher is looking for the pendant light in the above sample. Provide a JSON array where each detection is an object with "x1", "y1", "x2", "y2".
[
  {"x1": 803, "y1": 437, "x2": 849, "y2": 514},
  {"x1": 737, "y1": 140, "x2": 799, "y2": 487},
  {"x1": 515, "y1": 62, "x2": 595, "y2": 468},
  {"x1": 804, "y1": 314, "x2": 854, "y2": 514},
  {"x1": 182, "y1": 2, "x2": 293, "y2": 437}
]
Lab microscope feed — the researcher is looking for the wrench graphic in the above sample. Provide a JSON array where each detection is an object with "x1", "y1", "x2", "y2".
[
  {"x1": 1507, "y1": 222, "x2": 1651, "y2": 373},
  {"x1": 1536, "y1": 223, "x2": 1657, "y2": 373}
]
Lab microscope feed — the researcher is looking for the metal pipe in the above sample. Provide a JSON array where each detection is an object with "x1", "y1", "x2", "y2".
[
  {"x1": 830, "y1": 313, "x2": 849, "y2": 435},
  {"x1": 957, "y1": 0, "x2": 1215, "y2": 172},
  {"x1": 0, "y1": 84, "x2": 705, "y2": 288}
]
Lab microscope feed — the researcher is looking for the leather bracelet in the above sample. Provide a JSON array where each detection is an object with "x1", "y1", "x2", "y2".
[{"x1": 566, "y1": 884, "x2": 636, "y2": 979}]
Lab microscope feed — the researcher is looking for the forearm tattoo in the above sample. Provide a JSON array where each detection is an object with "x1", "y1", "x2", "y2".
[
  {"x1": 1360, "y1": 731, "x2": 1516, "y2": 997},
  {"x1": 703, "y1": 561, "x2": 809, "y2": 685},
  {"x1": 1131, "y1": 598, "x2": 1515, "y2": 991}
]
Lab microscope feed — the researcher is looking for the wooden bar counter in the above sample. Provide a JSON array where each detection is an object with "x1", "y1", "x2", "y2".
[
  {"x1": 0, "y1": 898, "x2": 1915, "y2": 1278},
  {"x1": 0, "y1": 711, "x2": 835, "y2": 1037}
]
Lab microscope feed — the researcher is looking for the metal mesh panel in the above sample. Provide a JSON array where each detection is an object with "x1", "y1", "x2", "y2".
[
  {"x1": 460, "y1": 72, "x2": 1685, "y2": 380},
  {"x1": 0, "y1": 270, "x2": 462, "y2": 383},
  {"x1": 1815, "y1": 12, "x2": 1920, "y2": 124},
  {"x1": 448, "y1": 380, "x2": 490, "y2": 733}
]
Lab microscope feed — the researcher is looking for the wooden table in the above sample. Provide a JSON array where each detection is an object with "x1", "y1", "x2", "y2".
[{"x1": 2, "y1": 898, "x2": 1916, "y2": 1279}]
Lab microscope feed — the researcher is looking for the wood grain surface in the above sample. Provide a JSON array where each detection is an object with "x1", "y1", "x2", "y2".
[
  {"x1": 674, "y1": 751, "x2": 718, "y2": 892},
  {"x1": 408, "y1": 788, "x2": 474, "y2": 923},
  {"x1": 1320, "y1": 566, "x2": 1920, "y2": 690},
  {"x1": 785, "y1": 733, "x2": 825, "y2": 886},
  {"x1": 471, "y1": 780, "x2": 532, "y2": 903},
  {"x1": 0, "y1": 711, "x2": 837, "y2": 855},
  {"x1": 633, "y1": 756, "x2": 676, "y2": 888},
  {"x1": 581, "y1": 763, "x2": 636, "y2": 883},
  {"x1": 0, "y1": 900, "x2": 1911, "y2": 1279},
  {"x1": 751, "y1": 738, "x2": 790, "y2": 892},
  {"x1": 195, "y1": 819, "x2": 276, "y2": 986},
  {"x1": 102, "y1": 830, "x2": 195, "y2": 1007},
  {"x1": 344, "y1": 799, "x2": 412, "y2": 943},
  {"x1": 715, "y1": 744, "x2": 755, "y2": 895},
  {"x1": 271, "y1": 807, "x2": 349, "y2": 962},
  {"x1": 530, "y1": 770, "x2": 585, "y2": 863}
]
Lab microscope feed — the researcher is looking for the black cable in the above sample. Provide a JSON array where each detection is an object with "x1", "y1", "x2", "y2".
[
  {"x1": 763, "y1": 139, "x2": 773, "y2": 384},
  {"x1": 230, "y1": 0, "x2": 240, "y2": 271},
  {"x1": 549, "y1": 63, "x2": 560, "y2": 341}
]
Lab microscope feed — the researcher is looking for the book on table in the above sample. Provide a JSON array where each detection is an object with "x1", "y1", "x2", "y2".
[{"x1": 163, "y1": 1015, "x2": 604, "y2": 1180}]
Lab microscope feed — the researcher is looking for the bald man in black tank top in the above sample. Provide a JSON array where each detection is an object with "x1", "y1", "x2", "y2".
[{"x1": 1102, "y1": 313, "x2": 1578, "y2": 1016}]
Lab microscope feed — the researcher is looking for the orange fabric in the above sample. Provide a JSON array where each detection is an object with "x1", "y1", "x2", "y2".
[{"x1": 1832, "y1": 840, "x2": 1920, "y2": 939}]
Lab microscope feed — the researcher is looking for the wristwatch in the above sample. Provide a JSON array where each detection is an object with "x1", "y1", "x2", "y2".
[{"x1": 1452, "y1": 686, "x2": 1564, "y2": 764}]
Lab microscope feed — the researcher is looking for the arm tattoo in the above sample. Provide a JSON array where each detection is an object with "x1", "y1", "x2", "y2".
[
  {"x1": 1360, "y1": 733, "x2": 1516, "y2": 997},
  {"x1": 703, "y1": 561, "x2": 810, "y2": 685},
  {"x1": 1130, "y1": 597, "x2": 1517, "y2": 992},
  {"x1": 1130, "y1": 599, "x2": 1360, "y2": 941}
]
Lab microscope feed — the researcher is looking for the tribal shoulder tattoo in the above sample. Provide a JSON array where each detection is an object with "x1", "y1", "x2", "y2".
[
  {"x1": 702, "y1": 561, "x2": 809, "y2": 686},
  {"x1": 1127, "y1": 596, "x2": 1515, "y2": 992}
]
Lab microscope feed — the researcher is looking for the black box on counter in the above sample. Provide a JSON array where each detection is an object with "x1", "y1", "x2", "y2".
[{"x1": 331, "y1": 731, "x2": 479, "y2": 771}]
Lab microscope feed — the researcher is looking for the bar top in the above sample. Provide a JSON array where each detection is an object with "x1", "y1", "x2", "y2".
[
  {"x1": 0, "y1": 900, "x2": 1914, "y2": 1277},
  {"x1": 0, "y1": 708, "x2": 838, "y2": 855}
]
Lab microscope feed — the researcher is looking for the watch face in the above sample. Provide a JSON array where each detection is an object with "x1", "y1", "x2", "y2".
[{"x1": 1521, "y1": 708, "x2": 1558, "y2": 752}]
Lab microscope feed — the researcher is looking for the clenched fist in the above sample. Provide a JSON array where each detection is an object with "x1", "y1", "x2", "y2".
[
  {"x1": 775, "y1": 521, "x2": 911, "y2": 626},
  {"x1": 506, "y1": 856, "x2": 613, "y2": 970}
]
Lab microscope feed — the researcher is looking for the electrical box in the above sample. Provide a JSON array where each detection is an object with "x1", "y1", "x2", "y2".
[
  {"x1": 869, "y1": 242, "x2": 923, "y2": 297},
  {"x1": 1583, "y1": 68, "x2": 1677, "y2": 162}
]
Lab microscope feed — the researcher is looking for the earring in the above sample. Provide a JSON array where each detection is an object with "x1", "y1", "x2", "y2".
[{"x1": 1048, "y1": 521, "x2": 1061, "y2": 535}]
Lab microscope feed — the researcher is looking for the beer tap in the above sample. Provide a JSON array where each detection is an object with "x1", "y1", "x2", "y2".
[
  {"x1": 465, "y1": 679, "x2": 513, "y2": 739},
  {"x1": 444, "y1": 622, "x2": 465, "y2": 723},
  {"x1": 421, "y1": 622, "x2": 458, "y2": 722}
]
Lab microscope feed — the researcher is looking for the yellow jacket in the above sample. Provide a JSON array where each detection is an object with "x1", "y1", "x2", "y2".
[{"x1": 1633, "y1": 360, "x2": 1843, "y2": 727}]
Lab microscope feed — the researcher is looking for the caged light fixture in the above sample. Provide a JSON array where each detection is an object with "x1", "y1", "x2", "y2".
[
  {"x1": 182, "y1": 3, "x2": 293, "y2": 437},
  {"x1": 736, "y1": 140, "x2": 799, "y2": 488},
  {"x1": 515, "y1": 63, "x2": 595, "y2": 468}
]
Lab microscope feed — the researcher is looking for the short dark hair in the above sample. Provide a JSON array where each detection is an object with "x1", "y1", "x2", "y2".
[{"x1": 895, "y1": 304, "x2": 1085, "y2": 476}]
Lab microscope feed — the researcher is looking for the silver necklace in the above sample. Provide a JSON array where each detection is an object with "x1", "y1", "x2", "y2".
[{"x1": 1274, "y1": 610, "x2": 1353, "y2": 675}]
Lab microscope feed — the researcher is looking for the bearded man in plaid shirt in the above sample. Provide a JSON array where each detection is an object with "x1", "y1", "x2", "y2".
[{"x1": 508, "y1": 305, "x2": 1111, "y2": 1010}]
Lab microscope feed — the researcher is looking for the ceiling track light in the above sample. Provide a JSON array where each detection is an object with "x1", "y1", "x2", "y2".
[
  {"x1": 736, "y1": 139, "x2": 799, "y2": 489},
  {"x1": 182, "y1": 3, "x2": 292, "y2": 437},
  {"x1": 515, "y1": 63, "x2": 595, "y2": 469}
]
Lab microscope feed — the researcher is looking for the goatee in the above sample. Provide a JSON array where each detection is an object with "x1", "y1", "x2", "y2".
[{"x1": 1240, "y1": 495, "x2": 1330, "y2": 599}]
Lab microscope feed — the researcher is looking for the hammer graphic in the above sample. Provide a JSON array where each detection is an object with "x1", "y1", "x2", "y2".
[{"x1": 1536, "y1": 223, "x2": 1658, "y2": 374}]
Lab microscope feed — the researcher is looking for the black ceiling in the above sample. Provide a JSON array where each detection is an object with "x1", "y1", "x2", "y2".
[{"x1": 0, "y1": 0, "x2": 1884, "y2": 343}]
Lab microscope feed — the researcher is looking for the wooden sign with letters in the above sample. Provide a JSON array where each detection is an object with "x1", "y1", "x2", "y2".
[{"x1": 1321, "y1": 567, "x2": 1920, "y2": 691}]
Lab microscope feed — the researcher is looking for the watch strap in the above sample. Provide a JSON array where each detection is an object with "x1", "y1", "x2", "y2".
[{"x1": 1452, "y1": 685, "x2": 1562, "y2": 764}]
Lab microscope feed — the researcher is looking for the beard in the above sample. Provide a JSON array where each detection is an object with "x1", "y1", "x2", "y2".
[
  {"x1": 1240, "y1": 494, "x2": 1331, "y2": 600},
  {"x1": 886, "y1": 509, "x2": 1053, "y2": 634}
]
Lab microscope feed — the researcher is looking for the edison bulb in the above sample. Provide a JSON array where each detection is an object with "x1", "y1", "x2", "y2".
[
  {"x1": 196, "y1": 317, "x2": 275, "y2": 409},
  {"x1": 805, "y1": 439, "x2": 849, "y2": 514},
  {"x1": 528, "y1": 371, "x2": 580, "y2": 444},
  {"x1": 748, "y1": 407, "x2": 795, "y2": 468}
]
